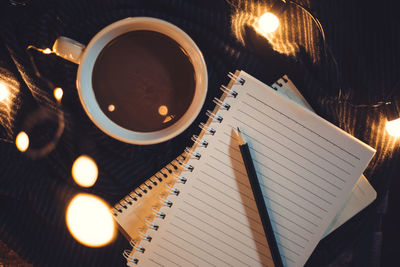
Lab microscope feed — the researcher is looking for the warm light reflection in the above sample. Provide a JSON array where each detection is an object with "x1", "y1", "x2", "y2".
[
  {"x1": 71, "y1": 155, "x2": 98, "y2": 187},
  {"x1": 53, "y1": 87, "x2": 63, "y2": 102},
  {"x1": 66, "y1": 193, "x2": 115, "y2": 247},
  {"x1": 108, "y1": 104, "x2": 115, "y2": 112},
  {"x1": 158, "y1": 105, "x2": 168, "y2": 116},
  {"x1": 257, "y1": 12, "x2": 280, "y2": 34},
  {"x1": 386, "y1": 118, "x2": 400, "y2": 137},
  {"x1": 0, "y1": 82, "x2": 10, "y2": 102},
  {"x1": 163, "y1": 115, "x2": 174, "y2": 123},
  {"x1": 230, "y1": 2, "x2": 299, "y2": 58},
  {"x1": 15, "y1": 131, "x2": 29, "y2": 152}
]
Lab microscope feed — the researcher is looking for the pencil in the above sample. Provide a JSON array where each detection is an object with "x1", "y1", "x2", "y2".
[{"x1": 237, "y1": 127, "x2": 283, "y2": 267}]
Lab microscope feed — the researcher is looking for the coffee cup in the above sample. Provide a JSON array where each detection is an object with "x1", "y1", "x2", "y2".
[{"x1": 52, "y1": 17, "x2": 207, "y2": 145}]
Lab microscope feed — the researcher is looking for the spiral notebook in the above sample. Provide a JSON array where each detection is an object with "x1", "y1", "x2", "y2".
[{"x1": 113, "y1": 71, "x2": 375, "y2": 267}]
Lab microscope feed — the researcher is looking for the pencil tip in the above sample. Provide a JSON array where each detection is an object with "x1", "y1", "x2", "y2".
[{"x1": 236, "y1": 127, "x2": 245, "y2": 145}]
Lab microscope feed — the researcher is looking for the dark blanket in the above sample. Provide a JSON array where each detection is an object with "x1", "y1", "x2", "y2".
[{"x1": 0, "y1": 0, "x2": 399, "y2": 266}]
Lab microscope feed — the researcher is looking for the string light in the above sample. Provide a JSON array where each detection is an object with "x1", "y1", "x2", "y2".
[
  {"x1": 15, "y1": 131, "x2": 29, "y2": 152},
  {"x1": 386, "y1": 118, "x2": 400, "y2": 137},
  {"x1": 42, "y1": 48, "x2": 52, "y2": 54},
  {"x1": 71, "y1": 155, "x2": 99, "y2": 187},
  {"x1": 27, "y1": 45, "x2": 53, "y2": 55},
  {"x1": 53, "y1": 87, "x2": 63, "y2": 102},
  {"x1": 22, "y1": 45, "x2": 66, "y2": 158},
  {"x1": 257, "y1": 12, "x2": 280, "y2": 34},
  {"x1": 66, "y1": 193, "x2": 116, "y2": 247},
  {"x1": 0, "y1": 81, "x2": 10, "y2": 102}
]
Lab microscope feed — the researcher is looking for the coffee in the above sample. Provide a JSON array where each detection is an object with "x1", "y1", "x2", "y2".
[{"x1": 92, "y1": 30, "x2": 196, "y2": 132}]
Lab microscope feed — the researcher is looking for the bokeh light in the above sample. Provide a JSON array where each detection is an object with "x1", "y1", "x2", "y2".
[
  {"x1": 15, "y1": 131, "x2": 29, "y2": 152},
  {"x1": 0, "y1": 81, "x2": 10, "y2": 102},
  {"x1": 386, "y1": 118, "x2": 400, "y2": 137},
  {"x1": 258, "y1": 12, "x2": 280, "y2": 34},
  {"x1": 53, "y1": 87, "x2": 63, "y2": 102},
  {"x1": 66, "y1": 193, "x2": 115, "y2": 247},
  {"x1": 71, "y1": 155, "x2": 98, "y2": 187}
]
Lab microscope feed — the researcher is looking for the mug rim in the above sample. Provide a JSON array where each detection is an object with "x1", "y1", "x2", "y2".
[{"x1": 76, "y1": 17, "x2": 207, "y2": 145}]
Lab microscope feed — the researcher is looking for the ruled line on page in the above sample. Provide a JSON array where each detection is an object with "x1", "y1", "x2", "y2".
[
  {"x1": 175, "y1": 215, "x2": 266, "y2": 264},
  {"x1": 164, "y1": 229, "x2": 231, "y2": 266},
  {"x1": 169, "y1": 223, "x2": 251, "y2": 266},
  {"x1": 194, "y1": 171, "x2": 316, "y2": 241},
  {"x1": 255, "y1": 169, "x2": 329, "y2": 213},
  {"x1": 208, "y1": 154, "x2": 324, "y2": 220},
  {"x1": 189, "y1": 185, "x2": 264, "y2": 232},
  {"x1": 218, "y1": 137, "x2": 337, "y2": 202},
  {"x1": 212, "y1": 147, "x2": 331, "y2": 213},
  {"x1": 201, "y1": 166, "x2": 253, "y2": 200},
  {"x1": 220, "y1": 132, "x2": 341, "y2": 199},
  {"x1": 170, "y1": 205, "x2": 293, "y2": 265},
  {"x1": 160, "y1": 237, "x2": 216, "y2": 266},
  {"x1": 191, "y1": 185, "x2": 262, "y2": 225},
  {"x1": 199, "y1": 169, "x2": 318, "y2": 242},
  {"x1": 232, "y1": 114, "x2": 349, "y2": 181},
  {"x1": 157, "y1": 244, "x2": 197, "y2": 267},
  {"x1": 148, "y1": 258, "x2": 165, "y2": 267},
  {"x1": 241, "y1": 100, "x2": 357, "y2": 169},
  {"x1": 272, "y1": 230, "x2": 306, "y2": 249},
  {"x1": 187, "y1": 193, "x2": 265, "y2": 237},
  {"x1": 208, "y1": 154, "x2": 247, "y2": 177},
  {"x1": 153, "y1": 250, "x2": 183, "y2": 267},
  {"x1": 218, "y1": 137, "x2": 338, "y2": 200},
  {"x1": 219, "y1": 130, "x2": 342, "y2": 196},
  {"x1": 204, "y1": 154, "x2": 317, "y2": 250},
  {"x1": 236, "y1": 106, "x2": 354, "y2": 174},
  {"x1": 208, "y1": 149, "x2": 320, "y2": 234},
  {"x1": 228, "y1": 124, "x2": 345, "y2": 190},
  {"x1": 245, "y1": 94, "x2": 361, "y2": 161},
  {"x1": 195, "y1": 178, "x2": 258, "y2": 213},
  {"x1": 180, "y1": 201, "x2": 269, "y2": 249},
  {"x1": 237, "y1": 108, "x2": 352, "y2": 176},
  {"x1": 178, "y1": 207, "x2": 271, "y2": 254}
]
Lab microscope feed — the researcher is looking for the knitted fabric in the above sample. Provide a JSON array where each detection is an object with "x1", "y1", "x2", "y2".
[{"x1": 0, "y1": 0, "x2": 399, "y2": 266}]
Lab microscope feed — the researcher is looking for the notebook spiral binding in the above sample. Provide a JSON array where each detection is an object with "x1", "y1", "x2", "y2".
[
  {"x1": 120, "y1": 72, "x2": 245, "y2": 265},
  {"x1": 271, "y1": 75, "x2": 289, "y2": 90},
  {"x1": 112, "y1": 155, "x2": 185, "y2": 216}
]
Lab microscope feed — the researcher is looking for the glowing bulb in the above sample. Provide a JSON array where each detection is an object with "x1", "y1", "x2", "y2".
[
  {"x1": 158, "y1": 105, "x2": 168, "y2": 116},
  {"x1": 258, "y1": 12, "x2": 280, "y2": 34},
  {"x1": 15, "y1": 131, "x2": 29, "y2": 152},
  {"x1": 66, "y1": 193, "x2": 115, "y2": 247},
  {"x1": 0, "y1": 82, "x2": 10, "y2": 102},
  {"x1": 386, "y1": 118, "x2": 400, "y2": 137},
  {"x1": 72, "y1": 155, "x2": 98, "y2": 187},
  {"x1": 53, "y1": 87, "x2": 63, "y2": 101},
  {"x1": 42, "y1": 48, "x2": 52, "y2": 54}
]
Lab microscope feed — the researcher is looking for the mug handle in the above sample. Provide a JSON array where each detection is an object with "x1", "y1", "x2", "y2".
[{"x1": 52, "y1": 37, "x2": 85, "y2": 64}]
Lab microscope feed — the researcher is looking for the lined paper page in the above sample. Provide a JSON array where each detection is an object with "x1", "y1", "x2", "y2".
[
  {"x1": 135, "y1": 71, "x2": 375, "y2": 267},
  {"x1": 272, "y1": 75, "x2": 376, "y2": 237}
]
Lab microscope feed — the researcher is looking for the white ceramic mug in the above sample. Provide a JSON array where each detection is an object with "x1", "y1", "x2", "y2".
[{"x1": 52, "y1": 17, "x2": 207, "y2": 145}]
